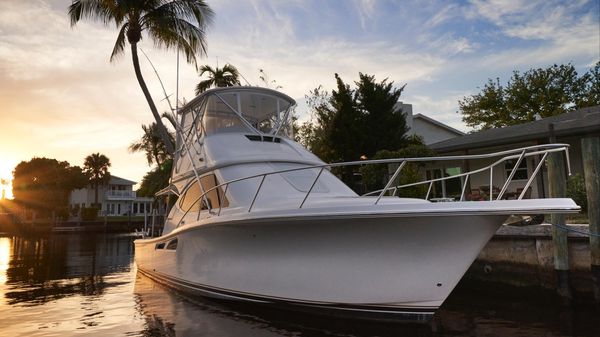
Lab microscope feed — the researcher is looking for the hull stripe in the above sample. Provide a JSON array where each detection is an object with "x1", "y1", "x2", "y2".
[{"x1": 138, "y1": 268, "x2": 437, "y2": 316}]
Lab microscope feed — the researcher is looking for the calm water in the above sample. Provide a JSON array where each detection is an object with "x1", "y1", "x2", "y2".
[{"x1": 0, "y1": 234, "x2": 598, "y2": 337}]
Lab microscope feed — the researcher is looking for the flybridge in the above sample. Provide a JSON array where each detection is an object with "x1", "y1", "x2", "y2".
[{"x1": 173, "y1": 87, "x2": 296, "y2": 176}]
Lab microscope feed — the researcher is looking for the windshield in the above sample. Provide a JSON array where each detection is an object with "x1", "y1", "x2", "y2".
[{"x1": 191, "y1": 88, "x2": 295, "y2": 138}]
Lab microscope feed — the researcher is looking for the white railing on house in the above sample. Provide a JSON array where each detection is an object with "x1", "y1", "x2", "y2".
[{"x1": 105, "y1": 190, "x2": 136, "y2": 199}]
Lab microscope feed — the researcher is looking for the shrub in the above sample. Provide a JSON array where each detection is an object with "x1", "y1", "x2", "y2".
[{"x1": 81, "y1": 207, "x2": 100, "y2": 221}]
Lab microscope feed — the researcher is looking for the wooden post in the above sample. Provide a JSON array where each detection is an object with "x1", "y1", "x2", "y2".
[
  {"x1": 582, "y1": 136, "x2": 600, "y2": 302},
  {"x1": 548, "y1": 123, "x2": 571, "y2": 299}
]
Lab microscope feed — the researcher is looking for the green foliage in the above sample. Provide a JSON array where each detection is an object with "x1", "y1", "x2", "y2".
[
  {"x1": 137, "y1": 159, "x2": 173, "y2": 197},
  {"x1": 129, "y1": 122, "x2": 174, "y2": 167},
  {"x1": 299, "y1": 73, "x2": 409, "y2": 163},
  {"x1": 83, "y1": 153, "x2": 111, "y2": 204},
  {"x1": 69, "y1": 0, "x2": 214, "y2": 155},
  {"x1": 196, "y1": 63, "x2": 242, "y2": 94},
  {"x1": 567, "y1": 174, "x2": 587, "y2": 212},
  {"x1": 460, "y1": 62, "x2": 600, "y2": 130},
  {"x1": 12, "y1": 157, "x2": 88, "y2": 217},
  {"x1": 81, "y1": 207, "x2": 100, "y2": 221},
  {"x1": 360, "y1": 139, "x2": 436, "y2": 196}
]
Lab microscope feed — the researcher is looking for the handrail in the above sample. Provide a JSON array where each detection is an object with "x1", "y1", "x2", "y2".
[{"x1": 175, "y1": 144, "x2": 571, "y2": 221}]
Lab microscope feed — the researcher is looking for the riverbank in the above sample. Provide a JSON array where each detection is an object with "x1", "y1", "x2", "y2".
[{"x1": 0, "y1": 217, "x2": 163, "y2": 235}]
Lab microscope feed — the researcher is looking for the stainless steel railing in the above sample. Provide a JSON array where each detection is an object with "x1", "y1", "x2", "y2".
[{"x1": 174, "y1": 143, "x2": 571, "y2": 228}]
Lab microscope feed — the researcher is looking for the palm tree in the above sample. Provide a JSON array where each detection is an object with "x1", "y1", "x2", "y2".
[
  {"x1": 69, "y1": 0, "x2": 214, "y2": 155},
  {"x1": 195, "y1": 63, "x2": 241, "y2": 94},
  {"x1": 83, "y1": 153, "x2": 111, "y2": 206},
  {"x1": 129, "y1": 122, "x2": 174, "y2": 167}
]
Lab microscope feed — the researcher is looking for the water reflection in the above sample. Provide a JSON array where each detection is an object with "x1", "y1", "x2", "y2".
[
  {"x1": 0, "y1": 237, "x2": 9, "y2": 285},
  {"x1": 2, "y1": 234, "x2": 133, "y2": 306}
]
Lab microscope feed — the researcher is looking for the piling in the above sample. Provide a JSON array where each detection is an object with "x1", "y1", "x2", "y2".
[
  {"x1": 548, "y1": 123, "x2": 571, "y2": 299},
  {"x1": 582, "y1": 136, "x2": 600, "y2": 302}
]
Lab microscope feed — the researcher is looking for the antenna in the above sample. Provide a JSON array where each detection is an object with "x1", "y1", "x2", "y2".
[
  {"x1": 139, "y1": 48, "x2": 178, "y2": 125},
  {"x1": 176, "y1": 49, "x2": 180, "y2": 114}
]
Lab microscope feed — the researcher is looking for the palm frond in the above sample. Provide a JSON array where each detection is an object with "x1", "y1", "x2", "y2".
[
  {"x1": 195, "y1": 80, "x2": 214, "y2": 95},
  {"x1": 110, "y1": 22, "x2": 129, "y2": 61},
  {"x1": 68, "y1": 0, "x2": 123, "y2": 26},
  {"x1": 143, "y1": 6, "x2": 210, "y2": 65}
]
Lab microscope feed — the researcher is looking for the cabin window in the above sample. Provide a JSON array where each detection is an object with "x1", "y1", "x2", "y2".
[
  {"x1": 165, "y1": 238, "x2": 178, "y2": 250},
  {"x1": 505, "y1": 159, "x2": 528, "y2": 180},
  {"x1": 155, "y1": 242, "x2": 165, "y2": 250},
  {"x1": 178, "y1": 174, "x2": 229, "y2": 212}
]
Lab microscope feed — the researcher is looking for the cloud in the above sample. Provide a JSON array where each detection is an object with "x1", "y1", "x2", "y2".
[{"x1": 353, "y1": 0, "x2": 378, "y2": 29}]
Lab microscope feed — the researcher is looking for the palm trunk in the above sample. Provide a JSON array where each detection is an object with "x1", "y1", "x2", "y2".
[
  {"x1": 130, "y1": 43, "x2": 175, "y2": 155},
  {"x1": 94, "y1": 182, "x2": 98, "y2": 206}
]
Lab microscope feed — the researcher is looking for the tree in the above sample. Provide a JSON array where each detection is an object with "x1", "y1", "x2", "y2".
[
  {"x1": 83, "y1": 153, "x2": 111, "y2": 206},
  {"x1": 459, "y1": 62, "x2": 600, "y2": 130},
  {"x1": 69, "y1": 0, "x2": 214, "y2": 154},
  {"x1": 355, "y1": 73, "x2": 408, "y2": 157},
  {"x1": 137, "y1": 159, "x2": 173, "y2": 197},
  {"x1": 195, "y1": 63, "x2": 241, "y2": 94},
  {"x1": 360, "y1": 136, "x2": 436, "y2": 194},
  {"x1": 129, "y1": 122, "x2": 174, "y2": 167},
  {"x1": 12, "y1": 158, "x2": 88, "y2": 218},
  {"x1": 300, "y1": 73, "x2": 409, "y2": 162}
]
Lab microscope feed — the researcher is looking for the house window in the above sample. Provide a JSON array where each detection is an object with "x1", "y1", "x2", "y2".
[
  {"x1": 505, "y1": 159, "x2": 528, "y2": 180},
  {"x1": 133, "y1": 203, "x2": 138, "y2": 214}
]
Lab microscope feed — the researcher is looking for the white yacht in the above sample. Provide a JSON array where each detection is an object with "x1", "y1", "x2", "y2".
[{"x1": 134, "y1": 86, "x2": 579, "y2": 321}]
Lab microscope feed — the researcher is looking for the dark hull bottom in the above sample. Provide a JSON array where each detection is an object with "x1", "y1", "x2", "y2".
[{"x1": 137, "y1": 268, "x2": 436, "y2": 323}]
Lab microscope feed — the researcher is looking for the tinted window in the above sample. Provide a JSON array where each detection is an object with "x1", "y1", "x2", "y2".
[
  {"x1": 179, "y1": 174, "x2": 229, "y2": 212},
  {"x1": 155, "y1": 243, "x2": 165, "y2": 249},
  {"x1": 165, "y1": 238, "x2": 178, "y2": 250}
]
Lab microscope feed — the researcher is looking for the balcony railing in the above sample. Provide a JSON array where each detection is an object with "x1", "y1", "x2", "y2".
[{"x1": 105, "y1": 190, "x2": 136, "y2": 200}]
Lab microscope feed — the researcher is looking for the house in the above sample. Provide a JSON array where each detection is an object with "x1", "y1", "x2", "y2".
[
  {"x1": 425, "y1": 105, "x2": 600, "y2": 200},
  {"x1": 69, "y1": 175, "x2": 153, "y2": 217},
  {"x1": 397, "y1": 102, "x2": 465, "y2": 145}
]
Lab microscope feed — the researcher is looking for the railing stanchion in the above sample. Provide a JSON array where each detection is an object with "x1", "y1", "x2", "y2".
[
  {"x1": 249, "y1": 175, "x2": 266, "y2": 212},
  {"x1": 375, "y1": 161, "x2": 406, "y2": 205},
  {"x1": 460, "y1": 174, "x2": 470, "y2": 201},
  {"x1": 498, "y1": 149, "x2": 526, "y2": 200},
  {"x1": 425, "y1": 181, "x2": 433, "y2": 200},
  {"x1": 300, "y1": 168, "x2": 325, "y2": 209},
  {"x1": 489, "y1": 166, "x2": 494, "y2": 201},
  {"x1": 519, "y1": 152, "x2": 548, "y2": 199}
]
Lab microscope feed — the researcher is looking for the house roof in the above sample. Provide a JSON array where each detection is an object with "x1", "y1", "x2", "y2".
[
  {"x1": 109, "y1": 175, "x2": 137, "y2": 185},
  {"x1": 430, "y1": 105, "x2": 600, "y2": 153},
  {"x1": 413, "y1": 113, "x2": 465, "y2": 136}
]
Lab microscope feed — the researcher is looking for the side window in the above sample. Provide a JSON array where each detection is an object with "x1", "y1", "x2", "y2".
[
  {"x1": 155, "y1": 243, "x2": 165, "y2": 250},
  {"x1": 178, "y1": 174, "x2": 229, "y2": 212},
  {"x1": 165, "y1": 238, "x2": 178, "y2": 250},
  {"x1": 179, "y1": 182, "x2": 201, "y2": 211}
]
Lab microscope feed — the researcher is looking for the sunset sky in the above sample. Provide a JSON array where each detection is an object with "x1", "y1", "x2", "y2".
[{"x1": 0, "y1": 0, "x2": 598, "y2": 198}]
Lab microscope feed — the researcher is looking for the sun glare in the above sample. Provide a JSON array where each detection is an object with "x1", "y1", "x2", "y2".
[
  {"x1": 0, "y1": 238, "x2": 9, "y2": 285},
  {"x1": 0, "y1": 162, "x2": 14, "y2": 200}
]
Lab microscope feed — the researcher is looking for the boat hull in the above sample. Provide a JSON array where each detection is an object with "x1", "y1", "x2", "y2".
[{"x1": 135, "y1": 213, "x2": 505, "y2": 321}]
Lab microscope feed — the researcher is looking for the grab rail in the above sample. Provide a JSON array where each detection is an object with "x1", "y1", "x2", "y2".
[{"x1": 174, "y1": 144, "x2": 571, "y2": 227}]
